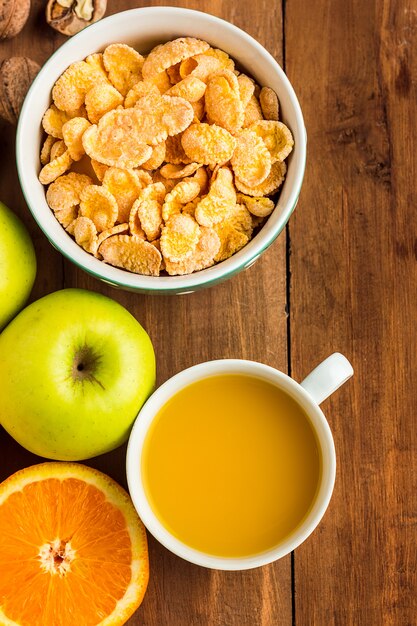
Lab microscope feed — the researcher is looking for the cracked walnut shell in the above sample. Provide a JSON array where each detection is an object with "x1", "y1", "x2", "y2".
[{"x1": 46, "y1": 0, "x2": 107, "y2": 36}]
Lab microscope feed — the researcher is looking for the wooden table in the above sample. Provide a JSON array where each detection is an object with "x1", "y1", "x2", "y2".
[{"x1": 1, "y1": 1, "x2": 416, "y2": 624}]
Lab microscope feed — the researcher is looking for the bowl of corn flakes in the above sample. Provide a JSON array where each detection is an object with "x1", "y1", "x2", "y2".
[{"x1": 16, "y1": 7, "x2": 306, "y2": 294}]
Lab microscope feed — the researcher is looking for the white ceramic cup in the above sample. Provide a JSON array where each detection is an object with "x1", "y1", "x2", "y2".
[{"x1": 126, "y1": 353, "x2": 353, "y2": 570}]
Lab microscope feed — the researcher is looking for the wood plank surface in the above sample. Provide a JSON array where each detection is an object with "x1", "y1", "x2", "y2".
[
  {"x1": 287, "y1": 0, "x2": 417, "y2": 624},
  {"x1": 1, "y1": 0, "x2": 416, "y2": 624},
  {"x1": 0, "y1": 1, "x2": 292, "y2": 625}
]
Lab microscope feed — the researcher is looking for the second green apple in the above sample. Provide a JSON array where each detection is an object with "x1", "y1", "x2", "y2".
[
  {"x1": 0, "y1": 200, "x2": 36, "y2": 330},
  {"x1": 0, "y1": 288, "x2": 156, "y2": 460}
]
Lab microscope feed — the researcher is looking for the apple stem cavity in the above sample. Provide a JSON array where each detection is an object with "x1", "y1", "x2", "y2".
[{"x1": 72, "y1": 346, "x2": 104, "y2": 389}]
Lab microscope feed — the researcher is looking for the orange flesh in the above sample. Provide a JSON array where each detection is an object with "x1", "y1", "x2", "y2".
[{"x1": 0, "y1": 478, "x2": 133, "y2": 626}]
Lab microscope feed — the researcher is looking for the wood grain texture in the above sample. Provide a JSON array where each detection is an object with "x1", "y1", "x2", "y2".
[
  {"x1": 0, "y1": 1, "x2": 291, "y2": 625},
  {"x1": 286, "y1": 0, "x2": 417, "y2": 624},
  {"x1": 3, "y1": 0, "x2": 415, "y2": 623}
]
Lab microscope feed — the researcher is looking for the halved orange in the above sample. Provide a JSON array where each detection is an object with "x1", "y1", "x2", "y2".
[{"x1": 0, "y1": 463, "x2": 149, "y2": 626}]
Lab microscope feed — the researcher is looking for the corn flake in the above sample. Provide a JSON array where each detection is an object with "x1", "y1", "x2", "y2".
[
  {"x1": 237, "y1": 74, "x2": 255, "y2": 109},
  {"x1": 181, "y1": 123, "x2": 236, "y2": 167},
  {"x1": 103, "y1": 44, "x2": 145, "y2": 96},
  {"x1": 161, "y1": 213, "x2": 201, "y2": 262},
  {"x1": 91, "y1": 159, "x2": 109, "y2": 182},
  {"x1": 124, "y1": 81, "x2": 160, "y2": 108},
  {"x1": 141, "y1": 142, "x2": 166, "y2": 170},
  {"x1": 209, "y1": 164, "x2": 221, "y2": 183},
  {"x1": 165, "y1": 226, "x2": 220, "y2": 275},
  {"x1": 204, "y1": 48, "x2": 235, "y2": 71},
  {"x1": 46, "y1": 172, "x2": 93, "y2": 229},
  {"x1": 85, "y1": 53, "x2": 110, "y2": 83},
  {"x1": 214, "y1": 221, "x2": 249, "y2": 262},
  {"x1": 150, "y1": 70, "x2": 172, "y2": 94},
  {"x1": 39, "y1": 150, "x2": 73, "y2": 185},
  {"x1": 102, "y1": 167, "x2": 142, "y2": 223},
  {"x1": 160, "y1": 162, "x2": 201, "y2": 179},
  {"x1": 97, "y1": 223, "x2": 129, "y2": 249},
  {"x1": 165, "y1": 134, "x2": 191, "y2": 165},
  {"x1": 99, "y1": 235, "x2": 162, "y2": 276},
  {"x1": 46, "y1": 172, "x2": 93, "y2": 214},
  {"x1": 42, "y1": 105, "x2": 71, "y2": 139},
  {"x1": 152, "y1": 169, "x2": 177, "y2": 193},
  {"x1": 40, "y1": 135, "x2": 56, "y2": 165},
  {"x1": 82, "y1": 111, "x2": 152, "y2": 168},
  {"x1": 231, "y1": 128, "x2": 271, "y2": 187},
  {"x1": 62, "y1": 117, "x2": 91, "y2": 161},
  {"x1": 79, "y1": 184, "x2": 118, "y2": 232},
  {"x1": 52, "y1": 61, "x2": 103, "y2": 112},
  {"x1": 181, "y1": 197, "x2": 199, "y2": 218},
  {"x1": 85, "y1": 83, "x2": 124, "y2": 124},
  {"x1": 70, "y1": 105, "x2": 89, "y2": 120},
  {"x1": 142, "y1": 37, "x2": 210, "y2": 80},
  {"x1": 205, "y1": 70, "x2": 244, "y2": 134},
  {"x1": 250, "y1": 120, "x2": 294, "y2": 163},
  {"x1": 179, "y1": 54, "x2": 222, "y2": 82},
  {"x1": 84, "y1": 94, "x2": 193, "y2": 166},
  {"x1": 166, "y1": 76, "x2": 206, "y2": 102},
  {"x1": 62, "y1": 172, "x2": 93, "y2": 194},
  {"x1": 167, "y1": 62, "x2": 182, "y2": 85},
  {"x1": 133, "y1": 182, "x2": 166, "y2": 241},
  {"x1": 128, "y1": 204, "x2": 146, "y2": 239},
  {"x1": 66, "y1": 218, "x2": 77, "y2": 234},
  {"x1": 228, "y1": 203, "x2": 253, "y2": 238},
  {"x1": 148, "y1": 238, "x2": 165, "y2": 270},
  {"x1": 133, "y1": 94, "x2": 194, "y2": 144},
  {"x1": 191, "y1": 98, "x2": 205, "y2": 121},
  {"x1": 50, "y1": 140, "x2": 66, "y2": 161},
  {"x1": 194, "y1": 167, "x2": 236, "y2": 227},
  {"x1": 243, "y1": 94, "x2": 263, "y2": 127},
  {"x1": 73, "y1": 216, "x2": 98, "y2": 255},
  {"x1": 193, "y1": 226, "x2": 221, "y2": 270},
  {"x1": 162, "y1": 179, "x2": 200, "y2": 222},
  {"x1": 259, "y1": 86, "x2": 279, "y2": 121},
  {"x1": 235, "y1": 160, "x2": 286, "y2": 196},
  {"x1": 135, "y1": 169, "x2": 153, "y2": 187},
  {"x1": 55, "y1": 204, "x2": 79, "y2": 229},
  {"x1": 237, "y1": 193, "x2": 275, "y2": 217},
  {"x1": 251, "y1": 214, "x2": 265, "y2": 229},
  {"x1": 188, "y1": 166, "x2": 209, "y2": 194}
]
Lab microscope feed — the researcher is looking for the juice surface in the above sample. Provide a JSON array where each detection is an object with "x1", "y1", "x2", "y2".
[{"x1": 142, "y1": 375, "x2": 321, "y2": 557}]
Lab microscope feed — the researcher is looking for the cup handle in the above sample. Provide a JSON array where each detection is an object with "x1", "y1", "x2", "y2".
[{"x1": 300, "y1": 353, "x2": 353, "y2": 405}]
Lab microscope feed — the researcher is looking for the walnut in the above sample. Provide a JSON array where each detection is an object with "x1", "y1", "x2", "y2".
[
  {"x1": 46, "y1": 0, "x2": 107, "y2": 36},
  {"x1": 0, "y1": 57, "x2": 40, "y2": 125},
  {"x1": 0, "y1": 0, "x2": 31, "y2": 40}
]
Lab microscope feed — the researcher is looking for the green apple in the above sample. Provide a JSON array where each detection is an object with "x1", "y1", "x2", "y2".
[
  {"x1": 0, "y1": 288, "x2": 156, "y2": 461},
  {"x1": 0, "y1": 201, "x2": 36, "y2": 330}
]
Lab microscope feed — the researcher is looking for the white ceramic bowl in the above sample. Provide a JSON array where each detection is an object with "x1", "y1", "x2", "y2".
[{"x1": 16, "y1": 7, "x2": 306, "y2": 294}]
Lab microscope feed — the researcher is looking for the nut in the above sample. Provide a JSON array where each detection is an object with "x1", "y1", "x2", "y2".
[
  {"x1": 0, "y1": 57, "x2": 40, "y2": 125},
  {"x1": 46, "y1": 0, "x2": 107, "y2": 36},
  {"x1": 0, "y1": 0, "x2": 31, "y2": 40}
]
